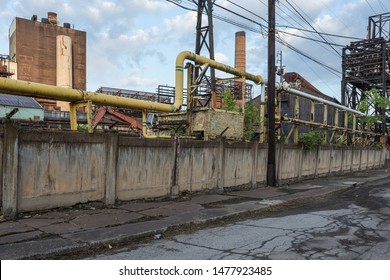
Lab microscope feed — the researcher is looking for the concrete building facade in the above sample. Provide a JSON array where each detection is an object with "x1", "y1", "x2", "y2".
[{"x1": 8, "y1": 13, "x2": 86, "y2": 110}]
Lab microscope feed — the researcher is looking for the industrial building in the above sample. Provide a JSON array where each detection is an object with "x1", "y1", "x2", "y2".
[
  {"x1": 8, "y1": 12, "x2": 86, "y2": 111},
  {"x1": 0, "y1": 93, "x2": 43, "y2": 120}
]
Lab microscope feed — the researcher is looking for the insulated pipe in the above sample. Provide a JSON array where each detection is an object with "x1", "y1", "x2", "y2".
[
  {"x1": 176, "y1": 51, "x2": 263, "y2": 89},
  {"x1": 278, "y1": 82, "x2": 365, "y2": 117},
  {"x1": 0, "y1": 78, "x2": 177, "y2": 112},
  {"x1": 141, "y1": 110, "x2": 170, "y2": 139},
  {"x1": 0, "y1": 51, "x2": 263, "y2": 115}
]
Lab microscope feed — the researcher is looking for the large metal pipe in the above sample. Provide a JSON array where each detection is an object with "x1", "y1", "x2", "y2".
[
  {"x1": 0, "y1": 78, "x2": 179, "y2": 112},
  {"x1": 0, "y1": 51, "x2": 263, "y2": 115},
  {"x1": 278, "y1": 82, "x2": 365, "y2": 116},
  {"x1": 176, "y1": 51, "x2": 263, "y2": 87}
]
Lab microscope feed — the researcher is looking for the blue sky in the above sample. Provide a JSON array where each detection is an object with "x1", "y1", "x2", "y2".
[{"x1": 1, "y1": 0, "x2": 389, "y2": 100}]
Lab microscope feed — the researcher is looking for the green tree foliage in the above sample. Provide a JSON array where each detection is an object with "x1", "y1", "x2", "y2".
[
  {"x1": 223, "y1": 89, "x2": 239, "y2": 112},
  {"x1": 298, "y1": 131, "x2": 323, "y2": 151},
  {"x1": 223, "y1": 89, "x2": 261, "y2": 141},
  {"x1": 244, "y1": 101, "x2": 261, "y2": 140},
  {"x1": 357, "y1": 88, "x2": 390, "y2": 126}
]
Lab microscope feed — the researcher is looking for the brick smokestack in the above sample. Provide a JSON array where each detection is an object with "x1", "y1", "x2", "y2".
[
  {"x1": 235, "y1": 31, "x2": 246, "y2": 107},
  {"x1": 235, "y1": 31, "x2": 246, "y2": 72}
]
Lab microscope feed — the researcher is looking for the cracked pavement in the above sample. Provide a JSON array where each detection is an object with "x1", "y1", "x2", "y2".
[
  {"x1": 92, "y1": 179, "x2": 390, "y2": 260},
  {"x1": 1, "y1": 169, "x2": 390, "y2": 259}
]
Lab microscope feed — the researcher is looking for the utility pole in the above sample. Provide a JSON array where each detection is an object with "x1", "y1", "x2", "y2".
[{"x1": 267, "y1": 0, "x2": 276, "y2": 187}]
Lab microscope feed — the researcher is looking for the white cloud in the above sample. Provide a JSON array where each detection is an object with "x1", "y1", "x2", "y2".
[
  {"x1": 163, "y1": 11, "x2": 196, "y2": 38},
  {"x1": 121, "y1": 76, "x2": 157, "y2": 88},
  {"x1": 1, "y1": 0, "x2": 389, "y2": 96},
  {"x1": 215, "y1": 52, "x2": 229, "y2": 64}
]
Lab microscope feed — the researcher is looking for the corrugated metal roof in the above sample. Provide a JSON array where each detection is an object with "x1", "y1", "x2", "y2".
[{"x1": 0, "y1": 93, "x2": 43, "y2": 109}]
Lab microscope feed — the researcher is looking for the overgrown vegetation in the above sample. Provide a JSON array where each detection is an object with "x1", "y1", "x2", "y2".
[
  {"x1": 77, "y1": 124, "x2": 89, "y2": 133},
  {"x1": 244, "y1": 101, "x2": 261, "y2": 141},
  {"x1": 357, "y1": 88, "x2": 390, "y2": 126},
  {"x1": 223, "y1": 89, "x2": 261, "y2": 141},
  {"x1": 223, "y1": 89, "x2": 239, "y2": 112},
  {"x1": 298, "y1": 131, "x2": 323, "y2": 151}
]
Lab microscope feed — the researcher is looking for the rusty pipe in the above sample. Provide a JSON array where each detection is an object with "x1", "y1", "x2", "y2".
[
  {"x1": 0, "y1": 78, "x2": 178, "y2": 112},
  {"x1": 175, "y1": 51, "x2": 264, "y2": 94},
  {"x1": 141, "y1": 110, "x2": 171, "y2": 139},
  {"x1": 0, "y1": 51, "x2": 263, "y2": 114}
]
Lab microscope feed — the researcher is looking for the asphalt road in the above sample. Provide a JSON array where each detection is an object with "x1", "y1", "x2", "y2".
[{"x1": 91, "y1": 178, "x2": 390, "y2": 260}]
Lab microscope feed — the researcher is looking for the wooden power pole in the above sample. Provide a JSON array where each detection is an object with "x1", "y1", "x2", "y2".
[{"x1": 267, "y1": 0, "x2": 276, "y2": 187}]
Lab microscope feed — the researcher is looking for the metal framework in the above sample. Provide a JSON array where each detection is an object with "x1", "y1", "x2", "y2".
[
  {"x1": 0, "y1": 55, "x2": 13, "y2": 78},
  {"x1": 341, "y1": 12, "x2": 390, "y2": 136},
  {"x1": 257, "y1": 83, "x2": 381, "y2": 147},
  {"x1": 193, "y1": 0, "x2": 217, "y2": 107},
  {"x1": 368, "y1": 12, "x2": 390, "y2": 40}
]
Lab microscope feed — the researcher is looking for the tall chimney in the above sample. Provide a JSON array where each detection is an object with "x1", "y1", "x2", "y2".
[
  {"x1": 235, "y1": 31, "x2": 247, "y2": 108},
  {"x1": 235, "y1": 31, "x2": 246, "y2": 72}
]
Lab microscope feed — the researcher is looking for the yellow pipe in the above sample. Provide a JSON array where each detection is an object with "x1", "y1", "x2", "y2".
[
  {"x1": 0, "y1": 50, "x2": 264, "y2": 135},
  {"x1": 141, "y1": 111, "x2": 171, "y2": 139},
  {"x1": 0, "y1": 51, "x2": 263, "y2": 114},
  {"x1": 175, "y1": 51, "x2": 263, "y2": 90},
  {"x1": 0, "y1": 78, "x2": 177, "y2": 112}
]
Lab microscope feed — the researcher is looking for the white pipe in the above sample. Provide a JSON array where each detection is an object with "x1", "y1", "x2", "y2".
[{"x1": 278, "y1": 82, "x2": 365, "y2": 117}]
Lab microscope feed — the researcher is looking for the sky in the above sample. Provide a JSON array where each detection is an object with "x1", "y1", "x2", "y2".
[{"x1": 0, "y1": 0, "x2": 389, "y2": 101}]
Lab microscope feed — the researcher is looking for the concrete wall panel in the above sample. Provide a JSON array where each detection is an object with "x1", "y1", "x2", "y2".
[
  {"x1": 279, "y1": 146, "x2": 300, "y2": 180},
  {"x1": 178, "y1": 141, "x2": 219, "y2": 192},
  {"x1": 317, "y1": 147, "x2": 331, "y2": 176},
  {"x1": 17, "y1": 133, "x2": 106, "y2": 211},
  {"x1": 116, "y1": 139, "x2": 174, "y2": 200},
  {"x1": 330, "y1": 148, "x2": 343, "y2": 173},
  {"x1": 301, "y1": 150, "x2": 317, "y2": 177},
  {"x1": 367, "y1": 148, "x2": 376, "y2": 168},
  {"x1": 351, "y1": 149, "x2": 362, "y2": 171},
  {"x1": 256, "y1": 146, "x2": 268, "y2": 183},
  {"x1": 223, "y1": 143, "x2": 252, "y2": 187},
  {"x1": 342, "y1": 149, "x2": 352, "y2": 172}
]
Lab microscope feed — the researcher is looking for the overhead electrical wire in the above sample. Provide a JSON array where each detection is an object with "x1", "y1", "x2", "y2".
[
  {"x1": 365, "y1": 0, "x2": 377, "y2": 14},
  {"x1": 276, "y1": 25, "x2": 365, "y2": 41},
  {"x1": 276, "y1": 1, "x2": 341, "y2": 59},
  {"x1": 166, "y1": 0, "x2": 358, "y2": 79},
  {"x1": 284, "y1": 0, "x2": 341, "y2": 56},
  {"x1": 276, "y1": 30, "x2": 346, "y2": 47},
  {"x1": 166, "y1": 0, "x2": 196, "y2": 11},
  {"x1": 226, "y1": 0, "x2": 268, "y2": 25},
  {"x1": 378, "y1": 0, "x2": 387, "y2": 12},
  {"x1": 276, "y1": 37, "x2": 341, "y2": 77}
]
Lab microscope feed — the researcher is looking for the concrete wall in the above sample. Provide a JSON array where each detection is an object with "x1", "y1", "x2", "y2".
[
  {"x1": 178, "y1": 140, "x2": 219, "y2": 192},
  {"x1": 1, "y1": 123, "x2": 388, "y2": 216},
  {"x1": 116, "y1": 138, "x2": 174, "y2": 200}
]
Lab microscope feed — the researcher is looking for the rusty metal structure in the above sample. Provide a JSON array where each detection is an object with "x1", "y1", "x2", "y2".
[
  {"x1": 341, "y1": 12, "x2": 390, "y2": 136},
  {"x1": 0, "y1": 55, "x2": 14, "y2": 78},
  {"x1": 0, "y1": 51, "x2": 264, "y2": 139},
  {"x1": 193, "y1": 0, "x2": 217, "y2": 108}
]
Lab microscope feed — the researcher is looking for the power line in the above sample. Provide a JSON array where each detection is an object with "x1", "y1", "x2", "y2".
[
  {"x1": 277, "y1": 1, "x2": 341, "y2": 58},
  {"x1": 285, "y1": 0, "x2": 341, "y2": 56},
  {"x1": 167, "y1": 0, "x2": 346, "y2": 82},
  {"x1": 166, "y1": 0, "x2": 196, "y2": 11},
  {"x1": 295, "y1": 54, "x2": 339, "y2": 98},
  {"x1": 276, "y1": 37, "x2": 341, "y2": 77},
  {"x1": 276, "y1": 25, "x2": 365, "y2": 40},
  {"x1": 365, "y1": 0, "x2": 377, "y2": 14},
  {"x1": 377, "y1": 0, "x2": 387, "y2": 13},
  {"x1": 226, "y1": 0, "x2": 268, "y2": 25},
  {"x1": 276, "y1": 29, "x2": 346, "y2": 47}
]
